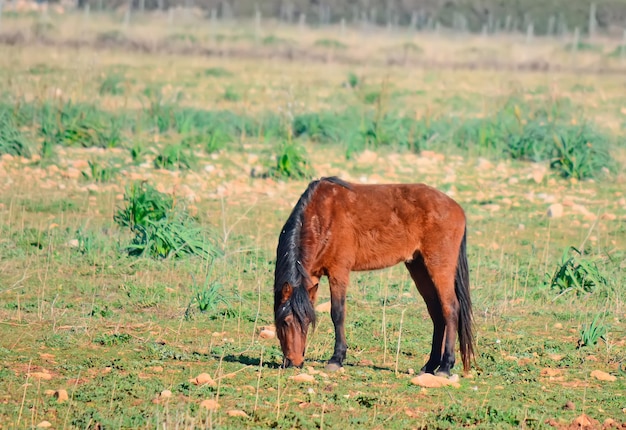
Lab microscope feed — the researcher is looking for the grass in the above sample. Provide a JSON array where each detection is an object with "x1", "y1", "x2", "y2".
[{"x1": 0, "y1": 16, "x2": 625, "y2": 429}]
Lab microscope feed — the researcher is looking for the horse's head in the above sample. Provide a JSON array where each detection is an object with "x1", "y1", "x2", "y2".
[{"x1": 275, "y1": 282, "x2": 315, "y2": 368}]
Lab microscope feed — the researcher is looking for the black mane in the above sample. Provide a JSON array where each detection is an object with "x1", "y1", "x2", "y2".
[{"x1": 274, "y1": 177, "x2": 350, "y2": 330}]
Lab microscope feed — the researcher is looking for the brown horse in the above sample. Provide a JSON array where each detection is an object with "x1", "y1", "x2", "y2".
[{"x1": 274, "y1": 177, "x2": 474, "y2": 376}]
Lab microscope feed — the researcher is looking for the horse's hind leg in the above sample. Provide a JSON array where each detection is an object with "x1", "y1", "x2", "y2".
[
  {"x1": 422, "y1": 250, "x2": 460, "y2": 376},
  {"x1": 326, "y1": 271, "x2": 350, "y2": 372},
  {"x1": 405, "y1": 257, "x2": 445, "y2": 375}
]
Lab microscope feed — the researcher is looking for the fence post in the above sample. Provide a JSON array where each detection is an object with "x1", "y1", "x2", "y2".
[
  {"x1": 410, "y1": 11, "x2": 417, "y2": 31},
  {"x1": 588, "y1": 3, "x2": 596, "y2": 39},
  {"x1": 298, "y1": 12, "x2": 305, "y2": 32},
  {"x1": 124, "y1": 1, "x2": 131, "y2": 28},
  {"x1": 254, "y1": 6, "x2": 261, "y2": 42},
  {"x1": 621, "y1": 29, "x2": 626, "y2": 61},
  {"x1": 209, "y1": 8, "x2": 217, "y2": 44},
  {"x1": 526, "y1": 22, "x2": 534, "y2": 44},
  {"x1": 571, "y1": 27, "x2": 580, "y2": 61},
  {"x1": 547, "y1": 16, "x2": 555, "y2": 37}
]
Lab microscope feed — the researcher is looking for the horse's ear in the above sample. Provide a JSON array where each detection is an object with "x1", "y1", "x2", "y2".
[{"x1": 281, "y1": 283, "x2": 293, "y2": 303}]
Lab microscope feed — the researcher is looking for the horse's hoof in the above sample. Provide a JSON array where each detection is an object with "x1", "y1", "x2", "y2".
[
  {"x1": 325, "y1": 362, "x2": 343, "y2": 373},
  {"x1": 434, "y1": 371, "x2": 450, "y2": 378}
]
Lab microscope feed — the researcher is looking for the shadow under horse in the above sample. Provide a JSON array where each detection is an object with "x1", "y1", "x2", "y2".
[{"x1": 273, "y1": 176, "x2": 474, "y2": 376}]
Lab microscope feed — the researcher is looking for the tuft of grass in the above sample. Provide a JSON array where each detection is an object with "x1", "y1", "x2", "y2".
[
  {"x1": 314, "y1": 38, "x2": 347, "y2": 49},
  {"x1": 165, "y1": 33, "x2": 198, "y2": 44},
  {"x1": 81, "y1": 160, "x2": 119, "y2": 183},
  {"x1": 548, "y1": 247, "x2": 608, "y2": 296},
  {"x1": 202, "y1": 67, "x2": 233, "y2": 77},
  {"x1": 153, "y1": 144, "x2": 194, "y2": 170},
  {"x1": 99, "y1": 73, "x2": 127, "y2": 96},
  {"x1": 114, "y1": 182, "x2": 174, "y2": 231},
  {"x1": 114, "y1": 182, "x2": 221, "y2": 260},
  {"x1": 268, "y1": 141, "x2": 313, "y2": 180},
  {"x1": 0, "y1": 114, "x2": 31, "y2": 158},
  {"x1": 564, "y1": 41, "x2": 603, "y2": 52},
  {"x1": 261, "y1": 35, "x2": 293, "y2": 46},
  {"x1": 222, "y1": 86, "x2": 242, "y2": 102},
  {"x1": 578, "y1": 314, "x2": 608, "y2": 348}
]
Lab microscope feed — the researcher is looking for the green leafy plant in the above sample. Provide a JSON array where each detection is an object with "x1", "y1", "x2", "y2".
[
  {"x1": 578, "y1": 314, "x2": 608, "y2": 348},
  {"x1": 114, "y1": 182, "x2": 174, "y2": 230},
  {"x1": 0, "y1": 115, "x2": 31, "y2": 158},
  {"x1": 346, "y1": 72, "x2": 359, "y2": 88},
  {"x1": 153, "y1": 144, "x2": 194, "y2": 170},
  {"x1": 222, "y1": 86, "x2": 241, "y2": 102},
  {"x1": 82, "y1": 160, "x2": 119, "y2": 183},
  {"x1": 99, "y1": 73, "x2": 127, "y2": 96},
  {"x1": 114, "y1": 182, "x2": 221, "y2": 260},
  {"x1": 269, "y1": 141, "x2": 313, "y2": 180},
  {"x1": 548, "y1": 247, "x2": 607, "y2": 296}
]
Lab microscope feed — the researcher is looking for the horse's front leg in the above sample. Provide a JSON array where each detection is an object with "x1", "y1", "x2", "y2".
[{"x1": 326, "y1": 272, "x2": 349, "y2": 372}]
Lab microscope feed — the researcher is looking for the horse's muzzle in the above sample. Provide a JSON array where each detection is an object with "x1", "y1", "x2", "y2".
[{"x1": 282, "y1": 357, "x2": 303, "y2": 369}]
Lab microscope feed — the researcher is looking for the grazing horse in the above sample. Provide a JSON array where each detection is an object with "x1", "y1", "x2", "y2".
[{"x1": 273, "y1": 177, "x2": 474, "y2": 376}]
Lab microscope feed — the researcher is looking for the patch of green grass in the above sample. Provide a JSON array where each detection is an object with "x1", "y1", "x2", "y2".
[
  {"x1": 222, "y1": 86, "x2": 242, "y2": 102},
  {"x1": 82, "y1": 159, "x2": 119, "y2": 183},
  {"x1": 202, "y1": 67, "x2": 233, "y2": 77},
  {"x1": 268, "y1": 141, "x2": 313, "y2": 180},
  {"x1": 114, "y1": 181, "x2": 222, "y2": 259},
  {"x1": 99, "y1": 73, "x2": 127, "y2": 96},
  {"x1": 261, "y1": 35, "x2": 293, "y2": 46},
  {"x1": 564, "y1": 41, "x2": 603, "y2": 52},
  {"x1": 314, "y1": 38, "x2": 347, "y2": 49},
  {"x1": 153, "y1": 144, "x2": 194, "y2": 170},
  {"x1": 548, "y1": 247, "x2": 608, "y2": 296}
]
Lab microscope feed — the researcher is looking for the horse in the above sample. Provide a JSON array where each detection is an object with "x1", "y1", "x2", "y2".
[{"x1": 273, "y1": 176, "x2": 474, "y2": 376}]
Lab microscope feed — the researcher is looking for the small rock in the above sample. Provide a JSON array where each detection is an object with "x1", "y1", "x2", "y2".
[
  {"x1": 356, "y1": 150, "x2": 378, "y2": 164},
  {"x1": 55, "y1": 389, "x2": 69, "y2": 403},
  {"x1": 29, "y1": 371, "x2": 53, "y2": 380},
  {"x1": 259, "y1": 329, "x2": 275, "y2": 340},
  {"x1": 532, "y1": 168, "x2": 546, "y2": 184},
  {"x1": 407, "y1": 368, "x2": 415, "y2": 375},
  {"x1": 563, "y1": 401, "x2": 575, "y2": 410},
  {"x1": 477, "y1": 158, "x2": 493, "y2": 171},
  {"x1": 200, "y1": 399, "x2": 220, "y2": 411},
  {"x1": 227, "y1": 410, "x2": 249, "y2": 418},
  {"x1": 540, "y1": 368, "x2": 562, "y2": 378},
  {"x1": 410, "y1": 373, "x2": 460, "y2": 388},
  {"x1": 590, "y1": 370, "x2": 616, "y2": 382},
  {"x1": 315, "y1": 301, "x2": 331, "y2": 313},
  {"x1": 160, "y1": 389, "x2": 172, "y2": 398},
  {"x1": 191, "y1": 373, "x2": 217, "y2": 387},
  {"x1": 36, "y1": 421, "x2": 52, "y2": 428},
  {"x1": 290, "y1": 373, "x2": 316, "y2": 383},
  {"x1": 67, "y1": 239, "x2": 80, "y2": 248},
  {"x1": 547, "y1": 203, "x2": 563, "y2": 218},
  {"x1": 324, "y1": 363, "x2": 343, "y2": 373},
  {"x1": 603, "y1": 418, "x2": 616, "y2": 428},
  {"x1": 572, "y1": 414, "x2": 599, "y2": 428}
]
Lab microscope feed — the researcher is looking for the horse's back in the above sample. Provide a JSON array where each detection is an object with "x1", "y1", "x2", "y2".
[{"x1": 307, "y1": 179, "x2": 465, "y2": 271}]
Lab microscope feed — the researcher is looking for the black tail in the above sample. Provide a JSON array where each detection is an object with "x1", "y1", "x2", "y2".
[{"x1": 455, "y1": 228, "x2": 474, "y2": 372}]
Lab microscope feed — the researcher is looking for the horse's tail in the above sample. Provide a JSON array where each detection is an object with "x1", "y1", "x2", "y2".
[{"x1": 455, "y1": 227, "x2": 474, "y2": 373}]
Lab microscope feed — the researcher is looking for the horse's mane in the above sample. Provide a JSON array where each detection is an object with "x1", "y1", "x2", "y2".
[{"x1": 274, "y1": 177, "x2": 351, "y2": 329}]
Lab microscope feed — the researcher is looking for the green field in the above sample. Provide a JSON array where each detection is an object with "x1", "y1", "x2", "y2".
[{"x1": 0, "y1": 11, "x2": 625, "y2": 430}]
